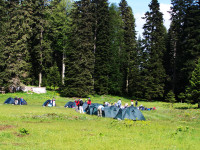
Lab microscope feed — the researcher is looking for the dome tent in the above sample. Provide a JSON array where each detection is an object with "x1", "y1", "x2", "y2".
[
  {"x1": 4, "y1": 97, "x2": 27, "y2": 105},
  {"x1": 42, "y1": 100, "x2": 52, "y2": 107},
  {"x1": 64, "y1": 101, "x2": 76, "y2": 108},
  {"x1": 4, "y1": 97, "x2": 15, "y2": 104}
]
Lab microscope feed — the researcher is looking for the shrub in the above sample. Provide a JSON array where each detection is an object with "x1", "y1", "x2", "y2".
[{"x1": 19, "y1": 128, "x2": 29, "y2": 135}]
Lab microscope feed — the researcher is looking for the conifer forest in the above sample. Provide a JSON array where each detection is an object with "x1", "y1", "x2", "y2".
[{"x1": 0, "y1": 0, "x2": 200, "y2": 106}]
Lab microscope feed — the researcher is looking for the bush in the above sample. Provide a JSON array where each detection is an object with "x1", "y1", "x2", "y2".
[{"x1": 19, "y1": 128, "x2": 29, "y2": 135}]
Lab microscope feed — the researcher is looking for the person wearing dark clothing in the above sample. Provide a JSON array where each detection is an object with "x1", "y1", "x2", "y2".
[
  {"x1": 14, "y1": 97, "x2": 18, "y2": 105},
  {"x1": 135, "y1": 100, "x2": 138, "y2": 107},
  {"x1": 79, "y1": 99, "x2": 84, "y2": 113}
]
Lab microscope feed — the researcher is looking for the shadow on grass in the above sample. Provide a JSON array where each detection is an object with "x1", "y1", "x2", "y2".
[{"x1": 174, "y1": 106, "x2": 199, "y2": 110}]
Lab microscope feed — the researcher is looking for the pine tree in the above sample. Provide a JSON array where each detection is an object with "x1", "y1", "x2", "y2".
[
  {"x1": 131, "y1": 36, "x2": 144, "y2": 98},
  {"x1": 165, "y1": 90, "x2": 176, "y2": 107},
  {"x1": 164, "y1": 23, "x2": 177, "y2": 96},
  {"x1": 180, "y1": 2, "x2": 200, "y2": 95},
  {"x1": 62, "y1": 0, "x2": 95, "y2": 97},
  {"x1": 0, "y1": 0, "x2": 33, "y2": 88},
  {"x1": 30, "y1": 0, "x2": 52, "y2": 87},
  {"x1": 48, "y1": 0, "x2": 73, "y2": 85},
  {"x1": 186, "y1": 59, "x2": 200, "y2": 108},
  {"x1": 0, "y1": 0, "x2": 6, "y2": 86},
  {"x1": 47, "y1": 62, "x2": 61, "y2": 90},
  {"x1": 93, "y1": 0, "x2": 110, "y2": 95},
  {"x1": 107, "y1": 3, "x2": 124, "y2": 95},
  {"x1": 119, "y1": 0, "x2": 137, "y2": 95},
  {"x1": 169, "y1": 0, "x2": 193, "y2": 96},
  {"x1": 142, "y1": 0, "x2": 166, "y2": 100}
]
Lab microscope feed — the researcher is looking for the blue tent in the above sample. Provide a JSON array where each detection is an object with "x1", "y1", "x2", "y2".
[
  {"x1": 114, "y1": 106, "x2": 145, "y2": 120},
  {"x1": 43, "y1": 100, "x2": 52, "y2": 107},
  {"x1": 104, "y1": 106, "x2": 120, "y2": 118},
  {"x1": 64, "y1": 101, "x2": 76, "y2": 108},
  {"x1": 4, "y1": 97, "x2": 15, "y2": 104},
  {"x1": 4, "y1": 97, "x2": 27, "y2": 105}
]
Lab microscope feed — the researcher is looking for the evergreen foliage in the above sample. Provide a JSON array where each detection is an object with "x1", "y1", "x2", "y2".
[
  {"x1": 119, "y1": 0, "x2": 137, "y2": 95},
  {"x1": 169, "y1": 0, "x2": 194, "y2": 96},
  {"x1": 165, "y1": 90, "x2": 176, "y2": 107},
  {"x1": 0, "y1": 0, "x2": 32, "y2": 88},
  {"x1": 0, "y1": 0, "x2": 200, "y2": 105},
  {"x1": 30, "y1": 0, "x2": 52, "y2": 87},
  {"x1": 47, "y1": 62, "x2": 61, "y2": 90},
  {"x1": 141, "y1": 0, "x2": 166, "y2": 100},
  {"x1": 107, "y1": 4, "x2": 124, "y2": 95},
  {"x1": 62, "y1": 0, "x2": 95, "y2": 97},
  {"x1": 186, "y1": 59, "x2": 200, "y2": 108},
  {"x1": 48, "y1": 0, "x2": 73, "y2": 85},
  {"x1": 93, "y1": 0, "x2": 110, "y2": 95}
]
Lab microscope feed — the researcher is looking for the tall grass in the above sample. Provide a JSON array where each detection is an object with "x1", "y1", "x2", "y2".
[{"x1": 0, "y1": 92, "x2": 200, "y2": 150}]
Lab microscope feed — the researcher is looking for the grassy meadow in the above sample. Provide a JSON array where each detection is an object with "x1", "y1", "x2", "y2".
[{"x1": 0, "y1": 91, "x2": 200, "y2": 150}]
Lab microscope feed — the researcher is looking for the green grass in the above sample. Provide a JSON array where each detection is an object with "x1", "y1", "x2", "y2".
[{"x1": 0, "y1": 91, "x2": 200, "y2": 150}]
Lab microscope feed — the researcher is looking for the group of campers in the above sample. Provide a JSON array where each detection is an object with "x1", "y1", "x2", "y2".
[
  {"x1": 14, "y1": 97, "x2": 24, "y2": 105},
  {"x1": 75, "y1": 98, "x2": 91, "y2": 113},
  {"x1": 72, "y1": 98, "x2": 155, "y2": 117},
  {"x1": 73, "y1": 98, "x2": 140, "y2": 116},
  {"x1": 97, "y1": 99, "x2": 138, "y2": 117}
]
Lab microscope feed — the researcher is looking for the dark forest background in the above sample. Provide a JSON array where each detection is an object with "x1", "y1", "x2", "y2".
[{"x1": 0, "y1": 0, "x2": 200, "y2": 106}]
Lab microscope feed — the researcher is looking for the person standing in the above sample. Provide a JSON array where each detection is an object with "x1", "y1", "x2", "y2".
[
  {"x1": 135, "y1": 100, "x2": 138, "y2": 107},
  {"x1": 86, "y1": 98, "x2": 91, "y2": 112},
  {"x1": 52, "y1": 97, "x2": 56, "y2": 107},
  {"x1": 117, "y1": 99, "x2": 121, "y2": 108},
  {"x1": 131, "y1": 100, "x2": 134, "y2": 106},
  {"x1": 14, "y1": 97, "x2": 18, "y2": 105},
  {"x1": 87, "y1": 98, "x2": 91, "y2": 106},
  {"x1": 79, "y1": 99, "x2": 84, "y2": 113},
  {"x1": 20, "y1": 97, "x2": 24, "y2": 105},
  {"x1": 75, "y1": 99, "x2": 80, "y2": 112}
]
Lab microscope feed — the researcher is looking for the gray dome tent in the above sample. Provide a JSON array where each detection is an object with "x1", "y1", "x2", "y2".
[
  {"x1": 64, "y1": 101, "x2": 76, "y2": 108},
  {"x1": 103, "y1": 106, "x2": 120, "y2": 118},
  {"x1": 114, "y1": 106, "x2": 145, "y2": 120}
]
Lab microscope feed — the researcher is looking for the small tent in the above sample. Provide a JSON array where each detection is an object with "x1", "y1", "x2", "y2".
[
  {"x1": 4, "y1": 97, "x2": 15, "y2": 104},
  {"x1": 114, "y1": 106, "x2": 145, "y2": 120},
  {"x1": 4, "y1": 97, "x2": 27, "y2": 105},
  {"x1": 42, "y1": 100, "x2": 52, "y2": 107},
  {"x1": 64, "y1": 101, "x2": 76, "y2": 108},
  {"x1": 104, "y1": 106, "x2": 120, "y2": 118}
]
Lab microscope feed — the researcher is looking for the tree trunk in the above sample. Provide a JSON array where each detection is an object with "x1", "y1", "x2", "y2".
[
  {"x1": 39, "y1": 72, "x2": 42, "y2": 87},
  {"x1": 39, "y1": 23, "x2": 43, "y2": 87},
  {"x1": 198, "y1": 102, "x2": 200, "y2": 108},
  {"x1": 172, "y1": 41, "x2": 177, "y2": 92},
  {"x1": 62, "y1": 52, "x2": 66, "y2": 84}
]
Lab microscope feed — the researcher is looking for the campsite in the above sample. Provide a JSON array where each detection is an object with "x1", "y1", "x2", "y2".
[
  {"x1": 1, "y1": 0, "x2": 200, "y2": 149},
  {"x1": 0, "y1": 91, "x2": 200, "y2": 150}
]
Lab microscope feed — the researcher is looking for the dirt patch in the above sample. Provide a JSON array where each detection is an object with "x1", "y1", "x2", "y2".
[
  {"x1": 12, "y1": 143, "x2": 22, "y2": 146},
  {"x1": 0, "y1": 125, "x2": 15, "y2": 131},
  {"x1": 13, "y1": 132, "x2": 27, "y2": 137}
]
